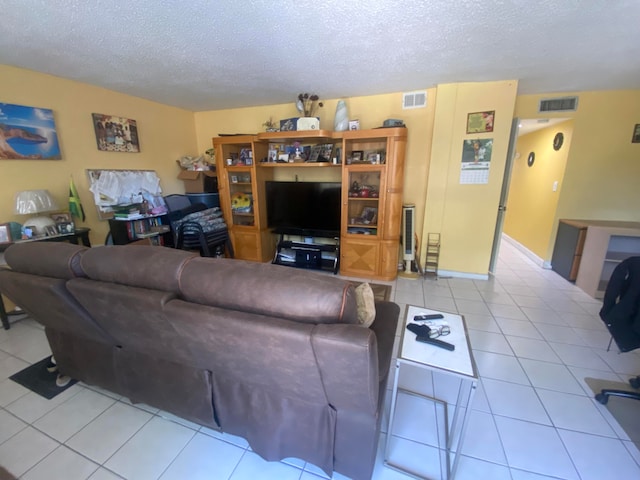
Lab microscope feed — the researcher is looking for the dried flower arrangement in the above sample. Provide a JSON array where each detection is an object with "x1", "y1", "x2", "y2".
[{"x1": 296, "y1": 93, "x2": 323, "y2": 117}]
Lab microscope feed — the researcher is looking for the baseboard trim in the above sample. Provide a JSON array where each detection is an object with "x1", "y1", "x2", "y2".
[
  {"x1": 502, "y1": 233, "x2": 550, "y2": 269},
  {"x1": 436, "y1": 269, "x2": 489, "y2": 281}
]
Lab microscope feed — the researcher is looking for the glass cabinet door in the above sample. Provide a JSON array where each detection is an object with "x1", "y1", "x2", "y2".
[
  {"x1": 345, "y1": 166, "x2": 383, "y2": 237},
  {"x1": 220, "y1": 142, "x2": 255, "y2": 228}
]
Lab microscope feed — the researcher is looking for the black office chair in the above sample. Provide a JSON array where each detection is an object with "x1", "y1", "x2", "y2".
[
  {"x1": 164, "y1": 194, "x2": 233, "y2": 258},
  {"x1": 174, "y1": 221, "x2": 233, "y2": 258},
  {"x1": 594, "y1": 256, "x2": 640, "y2": 405}
]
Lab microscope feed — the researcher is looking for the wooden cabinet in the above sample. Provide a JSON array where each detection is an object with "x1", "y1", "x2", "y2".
[
  {"x1": 551, "y1": 220, "x2": 589, "y2": 281},
  {"x1": 213, "y1": 135, "x2": 274, "y2": 263},
  {"x1": 212, "y1": 128, "x2": 407, "y2": 280},
  {"x1": 340, "y1": 128, "x2": 407, "y2": 280},
  {"x1": 574, "y1": 222, "x2": 640, "y2": 298}
]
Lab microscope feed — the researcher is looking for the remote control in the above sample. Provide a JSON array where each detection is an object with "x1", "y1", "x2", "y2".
[
  {"x1": 416, "y1": 336, "x2": 455, "y2": 351},
  {"x1": 414, "y1": 314, "x2": 444, "y2": 321}
]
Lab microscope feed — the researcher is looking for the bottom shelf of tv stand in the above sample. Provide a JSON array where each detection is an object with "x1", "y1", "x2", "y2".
[{"x1": 272, "y1": 239, "x2": 339, "y2": 274}]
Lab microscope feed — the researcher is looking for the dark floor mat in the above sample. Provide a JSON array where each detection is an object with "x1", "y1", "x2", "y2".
[{"x1": 9, "y1": 357, "x2": 77, "y2": 399}]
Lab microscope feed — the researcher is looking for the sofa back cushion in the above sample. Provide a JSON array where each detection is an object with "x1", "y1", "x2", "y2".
[
  {"x1": 80, "y1": 245, "x2": 196, "y2": 291},
  {"x1": 179, "y1": 257, "x2": 359, "y2": 324},
  {"x1": 1, "y1": 243, "x2": 115, "y2": 343},
  {"x1": 5, "y1": 242, "x2": 87, "y2": 279}
]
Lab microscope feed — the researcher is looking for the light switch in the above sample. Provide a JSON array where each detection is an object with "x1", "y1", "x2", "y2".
[{"x1": 552, "y1": 181, "x2": 558, "y2": 192}]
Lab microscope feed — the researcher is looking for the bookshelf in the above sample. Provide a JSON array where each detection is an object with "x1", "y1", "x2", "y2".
[{"x1": 108, "y1": 213, "x2": 172, "y2": 246}]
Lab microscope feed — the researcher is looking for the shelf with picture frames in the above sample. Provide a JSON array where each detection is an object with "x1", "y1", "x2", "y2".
[{"x1": 212, "y1": 127, "x2": 407, "y2": 279}]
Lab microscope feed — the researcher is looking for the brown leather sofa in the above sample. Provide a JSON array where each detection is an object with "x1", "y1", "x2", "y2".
[{"x1": 0, "y1": 242, "x2": 399, "y2": 480}]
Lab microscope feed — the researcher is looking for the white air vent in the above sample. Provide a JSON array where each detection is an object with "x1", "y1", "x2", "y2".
[
  {"x1": 403, "y1": 91, "x2": 427, "y2": 109},
  {"x1": 538, "y1": 96, "x2": 578, "y2": 113}
]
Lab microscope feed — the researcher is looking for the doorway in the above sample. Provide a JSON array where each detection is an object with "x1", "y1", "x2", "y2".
[{"x1": 489, "y1": 117, "x2": 573, "y2": 273}]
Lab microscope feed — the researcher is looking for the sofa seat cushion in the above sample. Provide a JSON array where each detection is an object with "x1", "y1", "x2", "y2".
[{"x1": 178, "y1": 257, "x2": 358, "y2": 324}]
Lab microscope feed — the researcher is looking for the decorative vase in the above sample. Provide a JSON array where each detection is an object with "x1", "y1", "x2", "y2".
[{"x1": 334, "y1": 100, "x2": 349, "y2": 132}]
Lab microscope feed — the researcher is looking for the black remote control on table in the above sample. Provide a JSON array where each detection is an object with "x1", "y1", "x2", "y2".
[
  {"x1": 416, "y1": 336, "x2": 455, "y2": 351},
  {"x1": 413, "y1": 314, "x2": 444, "y2": 321}
]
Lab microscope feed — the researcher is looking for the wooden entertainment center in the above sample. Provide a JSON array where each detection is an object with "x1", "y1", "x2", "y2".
[{"x1": 212, "y1": 128, "x2": 407, "y2": 280}]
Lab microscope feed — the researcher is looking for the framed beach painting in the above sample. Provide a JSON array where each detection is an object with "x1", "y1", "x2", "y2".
[{"x1": 0, "y1": 102, "x2": 61, "y2": 160}]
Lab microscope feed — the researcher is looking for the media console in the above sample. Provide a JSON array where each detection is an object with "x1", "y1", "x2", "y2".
[{"x1": 272, "y1": 232, "x2": 340, "y2": 274}]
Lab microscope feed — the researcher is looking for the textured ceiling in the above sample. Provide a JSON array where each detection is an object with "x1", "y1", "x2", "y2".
[{"x1": 1, "y1": 0, "x2": 639, "y2": 112}]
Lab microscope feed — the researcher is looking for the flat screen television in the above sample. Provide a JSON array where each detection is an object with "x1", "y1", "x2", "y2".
[{"x1": 266, "y1": 181, "x2": 341, "y2": 237}]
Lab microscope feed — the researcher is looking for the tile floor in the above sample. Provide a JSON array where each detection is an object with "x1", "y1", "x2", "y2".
[{"x1": 1, "y1": 238, "x2": 639, "y2": 479}]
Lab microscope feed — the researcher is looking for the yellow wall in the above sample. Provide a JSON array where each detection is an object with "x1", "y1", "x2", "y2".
[
  {"x1": 7, "y1": 63, "x2": 636, "y2": 279},
  {"x1": 0, "y1": 65, "x2": 197, "y2": 244},
  {"x1": 194, "y1": 92, "x2": 437, "y2": 245},
  {"x1": 515, "y1": 90, "x2": 640, "y2": 260},
  {"x1": 422, "y1": 80, "x2": 518, "y2": 276},
  {"x1": 504, "y1": 120, "x2": 573, "y2": 258}
]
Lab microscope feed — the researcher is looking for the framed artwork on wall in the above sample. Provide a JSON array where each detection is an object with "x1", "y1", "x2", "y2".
[
  {"x1": 0, "y1": 102, "x2": 61, "y2": 160},
  {"x1": 466, "y1": 110, "x2": 495, "y2": 134},
  {"x1": 92, "y1": 113, "x2": 140, "y2": 153}
]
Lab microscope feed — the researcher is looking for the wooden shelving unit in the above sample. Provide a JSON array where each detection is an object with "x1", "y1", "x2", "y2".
[
  {"x1": 212, "y1": 128, "x2": 407, "y2": 280},
  {"x1": 573, "y1": 222, "x2": 640, "y2": 298}
]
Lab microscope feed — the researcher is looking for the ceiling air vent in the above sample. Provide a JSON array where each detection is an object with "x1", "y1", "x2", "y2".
[
  {"x1": 403, "y1": 91, "x2": 427, "y2": 109},
  {"x1": 538, "y1": 96, "x2": 578, "y2": 113}
]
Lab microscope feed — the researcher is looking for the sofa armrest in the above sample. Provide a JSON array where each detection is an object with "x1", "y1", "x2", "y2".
[{"x1": 369, "y1": 301, "x2": 400, "y2": 384}]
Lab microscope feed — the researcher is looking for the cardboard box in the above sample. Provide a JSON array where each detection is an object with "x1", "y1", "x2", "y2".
[{"x1": 177, "y1": 170, "x2": 218, "y2": 193}]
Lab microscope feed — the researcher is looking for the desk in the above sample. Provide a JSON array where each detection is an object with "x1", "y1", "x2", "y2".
[
  {"x1": 0, "y1": 228, "x2": 91, "y2": 329},
  {"x1": 384, "y1": 305, "x2": 478, "y2": 480}
]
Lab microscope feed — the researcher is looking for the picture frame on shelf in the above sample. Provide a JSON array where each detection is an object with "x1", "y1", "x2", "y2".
[
  {"x1": 318, "y1": 144, "x2": 333, "y2": 163},
  {"x1": 351, "y1": 150, "x2": 364, "y2": 163},
  {"x1": 240, "y1": 148, "x2": 253, "y2": 165},
  {"x1": 307, "y1": 145, "x2": 321, "y2": 163},
  {"x1": 268, "y1": 148, "x2": 278, "y2": 162},
  {"x1": 50, "y1": 212, "x2": 72, "y2": 224},
  {"x1": 45, "y1": 225, "x2": 58, "y2": 237},
  {"x1": 366, "y1": 152, "x2": 380, "y2": 164},
  {"x1": 231, "y1": 175, "x2": 239, "y2": 183},
  {"x1": 56, "y1": 222, "x2": 75, "y2": 234},
  {"x1": 359, "y1": 207, "x2": 378, "y2": 225},
  {"x1": 0, "y1": 223, "x2": 12, "y2": 244}
]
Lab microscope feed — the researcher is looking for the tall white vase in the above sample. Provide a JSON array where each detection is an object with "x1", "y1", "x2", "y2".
[{"x1": 334, "y1": 100, "x2": 349, "y2": 132}]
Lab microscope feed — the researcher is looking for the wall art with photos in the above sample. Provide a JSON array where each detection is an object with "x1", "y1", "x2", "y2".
[
  {"x1": 466, "y1": 110, "x2": 495, "y2": 134},
  {"x1": 92, "y1": 113, "x2": 140, "y2": 153},
  {"x1": 0, "y1": 102, "x2": 61, "y2": 160}
]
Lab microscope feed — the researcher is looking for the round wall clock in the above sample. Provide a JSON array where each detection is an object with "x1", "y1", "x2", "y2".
[
  {"x1": 527, "y1": 151, "x2": 535, "y2": 167},
  {"x1": 553, "y1": 132, "x2": 564, "y2": 151}
]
